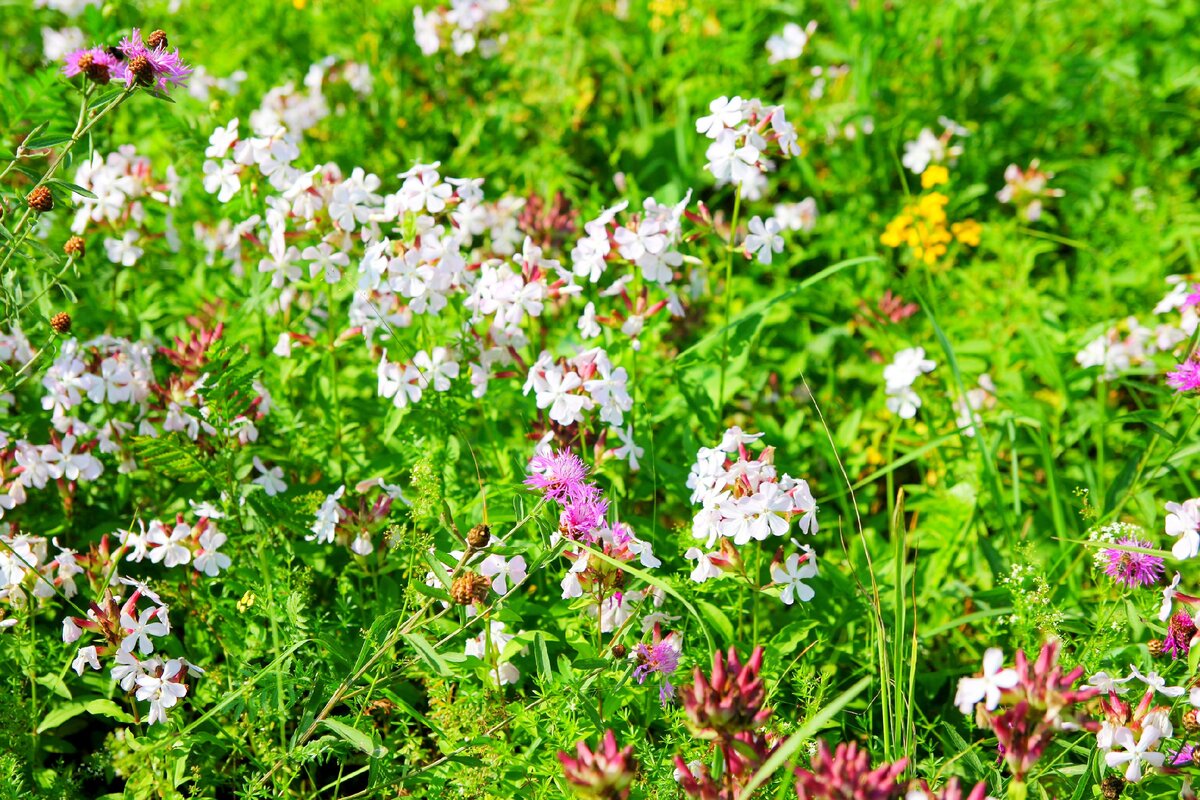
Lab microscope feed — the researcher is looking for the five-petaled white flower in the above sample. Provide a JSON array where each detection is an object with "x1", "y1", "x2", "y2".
[
  {"x1": 954, "y1": 648, "x2": 1018, "y2": 713},
  {"x1": 1166, "y1": 499, "x2": 1200, "y2": 560},
  {"x1": 771, "y1": 550, "x2": 817, "y2": 605},
  {"x1": 1104, "y1": 725, "x2": 1165, "y2": 783}
]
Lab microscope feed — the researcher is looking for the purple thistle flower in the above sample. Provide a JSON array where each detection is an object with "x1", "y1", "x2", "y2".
[
  {"x1": 1102, "y1": 536, "x2": 1165, "y2": 588},
  {"x1": 1164, "y1": 611, "x2": 1197, "y2": 659},
  {"x1": 62, "y1": 48, "x2": 121, "y2": 84},
  {"x1": 1173, "y1": 744, "x2": 1195, "y2": 767},
  {"x1": 116, "y1": 28, "x2": 192, "y2": 92},
  {"x1": 559, "y1": 496, "x2": 608, "y2": 542},
  {"x1": 526, "y1": 449, "x2": 593, "y2": 504},
  {"x1": 633, "y1": 638, "x2": 681, "y2": 707},
  {"x1": 1167, "y1": 360, "x2": 1200, "y2": 393}
]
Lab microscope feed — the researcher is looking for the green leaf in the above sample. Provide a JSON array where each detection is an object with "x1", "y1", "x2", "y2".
[
  {"x1": 400, "y1": 632, "x2": 451, "y2": 677},
  {"x1": 533, "y1": 632, "x2": 552, "y2": 682},
  {"x1": 35, "y1": 701, "x2": 87, "y2": 733},
  {"x1": 85, "y1": 698, "x2": 135, "y2": 723},
  {"x1": 48, "y1": 178, "x2": 96, "y2": 199},
  {"x1": 25, "y1": 132, "x2": 73, "y2": 149},
  {"x1": 321, "y1": 718, "x2": 387, "y2": 758}
]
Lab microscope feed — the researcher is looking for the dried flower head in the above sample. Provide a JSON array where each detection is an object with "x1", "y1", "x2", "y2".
[
  {"x1": 50, "y1": 313, "x2": 72, "y2": 334},
  {"x1": 27, "y1": 186, "x2": 53, "y2": 213},
  {"x1": 467, "y1": 523, "x2": 491, "y2": 551},
  {"x1": 63, "y1": 236, "x2": 86, "y2": 257},
  {"x1": 449, "y1": 571, "x2": 491, "y2": 606}
]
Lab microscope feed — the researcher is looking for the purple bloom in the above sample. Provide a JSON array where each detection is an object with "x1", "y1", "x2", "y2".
[
  {"x1": 1167, "y1": 360, "x2": 1200, "y2": 393},
  {"x1": 633, "y1": 637, "x2": 681, "y2": 707},
  {"x1": 1164, "y1": 611, "x2": 1197, "y2": 659},
  {"x1": 117, "y1": 28, "x2": 192, "y2": 92},
  {"x1": 62, "y1": 48, "x2": 121, "y2": 84},
  {"x1": 559, "y1": 497, "x2": 608, "y2": 542},
  {"x1": 1173, "y1": 744, "x2": 1195, "y2": 767},
  {"x1": 525, "y1": 449, "x2": 592, "y2": 504},
  {"x1": 1102, "y1": 536, "x2": 1165, "y2": 588}
]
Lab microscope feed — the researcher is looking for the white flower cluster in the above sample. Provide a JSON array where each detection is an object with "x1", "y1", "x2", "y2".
[
  {"x1": 572, "y1": 194, "x2": 691, "y2": 287},
  {"x1": 0, "y1": 534, "x2": 82, "y2": 626},
  {"x1": 63, "y1": 578, "x2": 202, "y2": 726},
  {"x1": 772, "y1": 198, "x2": 818, "y2": 233},
  {"x1": 465, "y1": 619, "x2": 521, "y2": 686},
  {"x1": 69, "y1": 146, "x2": 181, "y2": 266},
  {"x1": 883, "y1": 347, "x2": 937, "y2": 419},
  {"x1": 901, "y1": 117, "x2": 968, "y2": 174},
  {"x1": 413, "y1": 1, "x2": 509, "y2": 58},
  {"x1": 307, "y1": 480, "x2": 407, "y2": 554},
  {"x1": 523, "y1": 347, "x2": 631, "y2": 428},
  {"x1": 118, "y1": 505, "x2": 231, "y2": 577},
  {"x1": 377, "y1": 346, "x2": 461, "y2": 410},
  {"x1": 686, "y1": 426, "x2": 818, "y2": 553},
  {"x1": 33, "y1": 0, "x2": 98, "y2": 17},
  {"x1": 1076, "y1": 278, "x2": 1197, "y2": 379},
  {"x1": 697, "y1": 96, "x2": 802, "y2": 199},
  {"x1": 766, "y1": 20, "x2": 817, "y2": 64}
]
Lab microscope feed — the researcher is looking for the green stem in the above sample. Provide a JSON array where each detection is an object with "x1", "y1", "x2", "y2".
[{"x1": 717, "y1": 187, "x2": 743, "y2": 414}]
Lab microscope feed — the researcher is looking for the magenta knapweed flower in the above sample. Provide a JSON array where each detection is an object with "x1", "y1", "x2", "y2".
[
  {"x1": 1102, "y1": 536, "x2": 1165, "y2": 587},
  {"x1": 559, "y1": 496, "x2": 608, "y2": 542},
  {"x1": 1163, "y1": 611, "x2": 1197, "y2": 659},
  {"x1": 632, "y1": 636, "x2": 681, "y2": 706},
  {"x1": 117, "y1": 28, "x2": 192, "y2": 91},
  {"x1": 62, "y1": 48, "x2": 121, "y2": 84},
  {"x1": 557, "y1": 729, "x2": 636, "y2": 799},
  {"x1": 526, "y1": 449, "x2": 593, "y2": 504},
  {"x1": 1167, "y1": 360, "x2": 1200, "y2": 393},
  {"x1": 793, "y1": 741, "x2": 908, "y2": 800}
]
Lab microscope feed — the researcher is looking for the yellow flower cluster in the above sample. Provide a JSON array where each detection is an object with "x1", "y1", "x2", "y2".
[{"x1": 880, "y1": 166, "x2": 980, "y2": 266}]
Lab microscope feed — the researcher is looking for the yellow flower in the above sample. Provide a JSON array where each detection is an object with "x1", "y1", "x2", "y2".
[
  {"x1": 952, "y1": 219, "x2": 982, "y2": 247},
  {"x1": 921, "y1": 165, "x2": 949, "y2": 188},
  {"x1": 880, "y1": 215, "x2": 911, "y2": 248}
]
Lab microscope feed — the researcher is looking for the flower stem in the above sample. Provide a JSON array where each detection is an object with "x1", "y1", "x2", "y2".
[{"x1": 717, "y1": 187, "x2": 742, "y2": 413}]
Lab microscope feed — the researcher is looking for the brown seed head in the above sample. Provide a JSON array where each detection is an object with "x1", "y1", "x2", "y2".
[
  {"x1": 27, "y1": 186, "x2": 53, "y2": 213},
  {"x1": 1100, "y1": 776, "x2": 1124, "y2": 800},
  {"x1": 467, "y1": 524, "x2": 491, "y2": 551},
  {"x1": 50, "y1": 312, "x2": 72, "y2": 334},
  {"x1": 64, "y1": 236, "x2": 86, "y2": 257},
  {"x1": 450, "y1": 571, "x2": 490, "y2": 606},
  {"x1": 128, "y1": 55, "x2": 154, "y2": 86},
  {"x1": 146, "y1": 29, "x2": 168, "y2": 49},
  {"x1": 611, "y1": 644, "x2": 627, "y2": 659},
  {"x1": 1148, "y1": 638, "x2": 1164, "y2": 658},
  {"x1": 1185, "y1": 708, "x2": 1200, "y2": 734}
]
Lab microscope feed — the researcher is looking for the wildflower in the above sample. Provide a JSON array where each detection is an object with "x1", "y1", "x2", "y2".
[
  {"x1": 954, "y1": 648, "x2": 1018, "y2": 713},
  {"x1": 766, "y1": 20, "x2": 817, "y2": 64},
  {"x1": 1167, "y1": 360, "x2": 1200, "y2": 392},
  {"x1": 479, "y1": 554, "x2": 527, "y2": 595},
  {"x1": 996, "y1": 159, "x2": 1063, "y2": 222},
  {"x1": 921, "y1": 165, "x2": 949, "y2": 188},
  {"x1": 526, "y1": 449, "x2": 593, "y2": 504},
  {"x1": 1088, "y1": 671, "x2": 1132, "y2": 695},
  {"x1": 1101, "y1": 536, "x2": 1164, "y2": 588},
  {"x1": 252, "y1": 456, "x2": 287, "y2": 496},
  {"x1": 774, "y1": 198, "x2": 818, "y2": 232},
  {"x1": 1166, "y1": 498, "x2": 1200, "y2": 560},
  {"x1": 744, "y1": 215, "x2": 784, "y2": 265},
  {"x1": 194, "y1": 529, "x2": 231, "y2": 577},
  {"x1": 62, "y1": 47, "x2": 120, "y2": 84},
  {"x1": 632, "y1": 632, "x2": 681, "y2": 705},
  {"x1": 117, "y1": 28, "x2": 192, "y2": 92},
  {"x1": 71, "y1": 645, "x2": 101, "y2": 675},
  {"x1": 450, "y1": 571, "x2": 491, "y2": 606},
  {"x1": 558, "y1": 730, "x2": 637, "y2": 800},
  {"x1": 1128, "y1": 665, "x2": 1186, "y2": 697},
  {"x1": 681, "y1": 646, "x2": 769, "y2": 738},
  {"x1": 793, "y1": 741, "x2": 907, "y2": 800},
  {"x1": 119, "y1": 605, "x2": 169, "y2": 655},
  {"x1": 104, "y1": 231, "x2": 144, "y2": 266},
  {"x1": 1164, "y1": 611, "x2": 1197, "y2": 659},
  {"x1": 771, "y1": 548, "x2": 817, "y2": 605},
  {"x1": 1104, "y1": 726, "x2": 1165, "y2": 783}
]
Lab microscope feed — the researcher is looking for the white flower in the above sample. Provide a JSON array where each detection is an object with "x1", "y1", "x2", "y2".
[
  {"x1": 147, "y1": 520, "x2": 192, "y2": 568},
  {"x1": 884, "y1": 347, "x2": 937, "y2": 390},
  {"x1": 535, "y1": 368, "x2": 586, "y2": 426},
  {"x1": 1087, "y1": 671, "x2": 1132, "y2": 695},
  {"x1": 104, "y1": 231, "x2": 144, "y2": 266},
  {"x1": 695, "y1": 96, "x2": 744, "y2": 138},
  {"x1": 954, "y1": 648, "x2": 1018, "y2": 713},
  {"x1": 202, "y1": 159, "x2": 241, "y2": 203},
  {"x1": 252, "y1": 456, "x2": 287, "y2": 496},
  {"x1": 1104, "y1": 725, "x2": 1165, "y2": 783},
  {"x1": 704, "y1": 131, "x2": 761, "y2": 187},
  {"x1": 1166, "y1": 499, "x2": 1200, "y2": 560},
  {"x1": 610, "y1": 425, "x2": 643, "y2": 471},
  {"x1": 766, "y1": 21, "x2": 817, "y2": 64},
  {"x1": 42, "y1": 435, "x2": 103, "y2": 482},
  {"x1": 119, "y1": 606, "x2": 169, "y2": 655},
  {"x1": 205, "y1": 119, "x2": 239, "y2": 160},
  {"x1": 194, "y1": 529, "x2": 231, "y2": 577},
  {"x1": 71, "y1": 645, "x2": 101, "y2": 675},
  {"x1": 684, "y1": 547, "x2": 722, "y2": 583},
  {"x1": 479, "y1": 554, "x2": 527, "y2": 595},
  {"x1": 744, "y1": 216, "x2": 784, "y2": 265},
  {"x1": 771, "y1": 549, "x2": 817, "y2": 605},
  {"x1": 1161, "y1": 572, "x2": 1183, "y2": 621},
  {"x1": 1129, "y1": 664, "x2": 1186, "y2": 697},
  {"x1": 885, "y1": 384, "x2": 923, "y2": 419}
]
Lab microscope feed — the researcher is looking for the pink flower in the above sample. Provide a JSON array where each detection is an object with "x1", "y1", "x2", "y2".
[
  {"x1": 558, "y1": 729, "x2": 637, "y2": 799},
  {"x1": 1167, "y1": 360, "x2": 1200, "y2": 393},
  {"x1": 793, "y1": 741, "x2": 907, "y2": 800},
  {"x1": 117, "y1": 28, "x2": 192, "y2": 92}
]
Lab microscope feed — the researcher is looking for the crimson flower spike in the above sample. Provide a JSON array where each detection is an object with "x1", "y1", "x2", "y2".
[{"x1": 557, "y1": 729, "x2": 636, "y2": 800}]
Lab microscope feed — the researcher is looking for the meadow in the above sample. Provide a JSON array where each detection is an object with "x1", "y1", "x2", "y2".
[{"x1": 1, "y1": 0, "x2": 1199, "y2": 798}]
